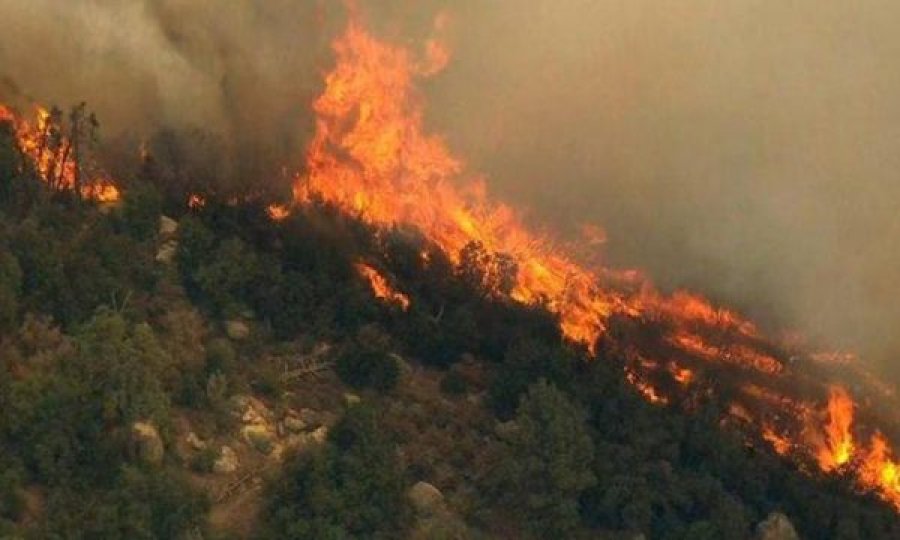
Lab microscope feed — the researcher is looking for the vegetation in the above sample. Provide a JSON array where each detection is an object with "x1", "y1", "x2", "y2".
[
  {"x1": 261, "y1": 404, "x2": 409, "y2": 539},
  {"x1": 0, "y1": 109, "x2": 898, "y2": 539}
]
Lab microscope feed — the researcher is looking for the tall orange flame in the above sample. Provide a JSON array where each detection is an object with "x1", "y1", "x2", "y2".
[
  {"x1": 0, "y1": 104, "x2": 119, "y2": 202},
  {"x1": 287, "y1": 12, "x2": 900, "y2": 510},
  {"x1": 294, "y1": 13, "x2": 625, "y2": 351},
  {"x1": 355, "y1": 262, "x2": 410, "y2": 311},
  {"x1": 817, "y1": 386, "x2": 855, "y2": 470}
]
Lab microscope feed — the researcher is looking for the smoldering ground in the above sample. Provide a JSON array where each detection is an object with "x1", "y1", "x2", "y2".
[{"x1": 3, "y1": 0, "x2": 900, "y2": 376}]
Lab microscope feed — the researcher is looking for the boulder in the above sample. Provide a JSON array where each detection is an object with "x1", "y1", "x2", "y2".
[
  {"x1": 186, "y1": 431, "x2": 206, "y2": 451},
  {"x1": 155, "y1": 240, "x2": 178, "y2": 263},
  {"x1": 242, "y1": 424, "x2": 276, "y2": 454},
  {"x1": 494, "y1": 420, "x2": 519, "y2": 440},
  {"x1": 755, "y1": 512, "x2": 799, "y2": 540},
  {"x1": 282, "y1": 416, "x2": 307, "y2": 433},
  {"x1": 213, "y1": 446, "x2": 239, "y2": 474},
  {"x1": 344, "y1": 393, "x2": 361, "y2": 406},
  {"x1": 408, "y1": 481, "x2": 446, "y2": 517},
  {"x1": 159, "y1": 215, "x2": 178, "y2": 236},
  {"x1": 309, "y1": 425, "x2": 329, "y2": 444},
  {"x1": 225, "y1": 320, "x2": 250, "y2": 340},
  {"x1": 278, "y1": 426, "x2": 330, "y2": 458},
  {"x1": 132, "y1": 422, "x2": 164, "y2": 465}
]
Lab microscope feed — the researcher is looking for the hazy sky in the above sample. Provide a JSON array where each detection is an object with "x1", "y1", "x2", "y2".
[{"x1": 2, "y1": 1, "x2": 900, "y2": 370}]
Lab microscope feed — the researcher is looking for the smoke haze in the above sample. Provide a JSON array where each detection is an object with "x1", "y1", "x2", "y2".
[{"x1": 2, "y1": 1, "x2": 900, "y2": 372}]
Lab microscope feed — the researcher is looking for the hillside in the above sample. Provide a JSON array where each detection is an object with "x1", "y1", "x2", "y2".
[{"x1": 0, "y1": 120, "x2": 899, "y2": 539}]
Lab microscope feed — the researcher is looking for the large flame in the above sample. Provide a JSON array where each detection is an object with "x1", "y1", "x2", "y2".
[
  {"x1": 0, "y1": 104, "x2": 119, "y2": 202},
  {"x1": 291, "y1": 12, "x2": 900, "y2": 510},
  {"x1": 293, "y1": 14, "x2": 620, "y2": 350}
]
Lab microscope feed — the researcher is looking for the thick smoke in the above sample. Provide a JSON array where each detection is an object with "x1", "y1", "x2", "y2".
[
  {"x1": 0, "y1": 0, "x2": 337, "y2": 193},
  {"x1": 426, "y1": 1, "x2": 900, "y2": 374},
  {"x1": 3, "y1": 1, "x2": 900, "y2": 375}
]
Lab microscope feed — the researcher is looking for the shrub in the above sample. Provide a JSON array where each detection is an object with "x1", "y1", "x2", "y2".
[
  {"x1": 261, "y1": 404, "x2": 409, "y2": 539},
  {"x1": 335, "y1": 325, "x2": 400, "y2": 393},
  {"x1": 490, "y1": 379, "x2": 596, "y2": 537},
  {"x1": 440, "y1": 370, "x2": 468, "y2": 396}
]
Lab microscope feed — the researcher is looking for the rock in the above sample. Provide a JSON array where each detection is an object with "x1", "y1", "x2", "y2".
[
  {"x1": 155, "y1": 240, "x2": 178, "y2": 263},
  {"x1": 344, "y1": 393, "x2": 361, "y2": 406},
  {"x1": 242, "y1": 424, "x2": 276, "y2": 453},
  {"x1": 293, "y1": 408, "x2": 336, "y2": 429},
  {"x1": 410, "y1": 514, "x2": 470, "y2": 540},
  {"x1": 407, "y1": 482, "x2": 446, "y2": 517},
  {"x1": 186, "y1": 432, "x2": 206, "y2": 451},
  {"x1": 213, "y1": 446, "x2": 239, "y2": 474},
  {"x1": 279, "y1": 426, "x2": 330, "y2": 458},
  {"x1": 235, "y1": 396, "x2": 273, "y2": 424},
  {"x1": 159, "y1": 215, "x2": 178, "y2": 236},
  {"x1": 309, "y1": 425, "x2": 328, "y2": 444},
  {"x1": 755, "y1": 512, "x2": 799, "y2": 540},
  {"x1": 391, "y1": 353, "x2": 413, "y2": 376},
  {"x1": 282, "y1": 416, "x2": 307, "y2": 433},
  {"x1": 494, "y1": 420, "x2": 519, "y2": 440},
  {"x1": 225, "y1": 320, "x2": 250, "y2": 340},
  {"x1": 132, "y1": 422, "x2": 164, "y2": 465}
]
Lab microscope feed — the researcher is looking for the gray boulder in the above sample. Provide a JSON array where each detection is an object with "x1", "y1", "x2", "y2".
[
  {"x1": 213, "y1": 445, "x2": 239, "y2": 474},
  {"x1": 755, "y1": 512, "x2": 799, "y2": 540},
  {"x1": 132, "y1": 422, "x2": 164, "y2": 465},
  {"x1": 225, "y1": 320, "x2": 250, "y2": 340},
  {"x1": 408, "y1": 481, "x2": 446, "y2": 517}
]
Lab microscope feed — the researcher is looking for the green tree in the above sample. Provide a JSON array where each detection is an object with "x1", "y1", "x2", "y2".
[
  {"x1": 262, "y1": 404, "x2": 409, "y2": 539},
  {"x1": 492, "y1": 379, "x2": 596, "y2": 537},
  {"x1": 335, "y1": 325, "x2": 400, "y2": 393},
  {"x1": 0, "y1": 249, "x2": 22, "y2": 334}
]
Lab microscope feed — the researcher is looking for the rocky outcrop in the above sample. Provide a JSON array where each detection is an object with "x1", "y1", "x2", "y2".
[
  {"x1": 407, "y1": 482, "x2": 473, "y2": 540},
  {"x1": 213, "y1": 445, "x2": 239, "y2": 474},
  {"x1": 408, "y1": 481, "x2": 446, "y2": 517},
  {"x1": 155, "y1": 216, "x2": 179, "y2": 263},
  {"x1": 132, "y1": 422, "x2": 164, "y2": 465},
  {"x1": 755, "y1": 512, "x2": 799, "y2": 540},
  {"x1": 225, "y1": 320, "x2": 250, "y2": 340},
  {"x1": 186, "y1": 431, "x2": 207, "y2": 451}
]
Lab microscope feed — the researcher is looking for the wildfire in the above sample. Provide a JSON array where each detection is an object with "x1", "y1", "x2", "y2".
[
  {"x1": 0, "y1": 104, "x2": 119, "y2": 202},
  {"x1": 293, "y1": 14, "x2": 619, "y2": 352},
  {"x1": 801, "y1": 386, "x2": 900, "y2": 507},
  {"x1": 817, "y1": 386, "x2": 855, "y2": 470},
  {"x1": 267, "y1": 203, "x2": 291, "y2": 221},
  {"x1": 355, "y1": 262, "x2": 410, "y2": 311},
  {"x1": 288, "y1": 11, "x2": 900, "y2": 510}
]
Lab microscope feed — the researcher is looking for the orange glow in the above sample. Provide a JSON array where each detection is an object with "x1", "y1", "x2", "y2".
[
  {"x1": 188, "y1": 194, "x2": 206, "y2": 209},
  {"x1": 817, "y1": 386, "x2": 855, "y2": 470},
  {"x1": 0, "y1": 104, "x2": 119, "y2": 202},
  {"x1": 626, "y1": 369, "x2": 667, "y2": 405},
  {"x1": 355, "y1": 262, "x2": 410, "y2": 310},
  {"x1": 763, "y1": 425, "x2": 793, "y2": 456},
  {"x1": 295, "y1": 13, "x2": 900, "y2": 511},
  {"x1": 294, "y1": 13, "x2": 624, "y2": 352},
  {"x1": 672, "y1": 367, "x2": 694, "y2": 385},
  {"x1": 267, "y1": 204, "x2": 290, "y2": 221}
]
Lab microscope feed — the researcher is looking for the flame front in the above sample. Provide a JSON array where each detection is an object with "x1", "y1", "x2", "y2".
[
  {"x1": 294, "y1": 15, "x2": 617, "y2": 351},
  {"x1": 291, "y1": 13, "x2": 900, "y2": 511},
  {"x1": 0, "y1": 104, "x2": 119, "y2": 202}
]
